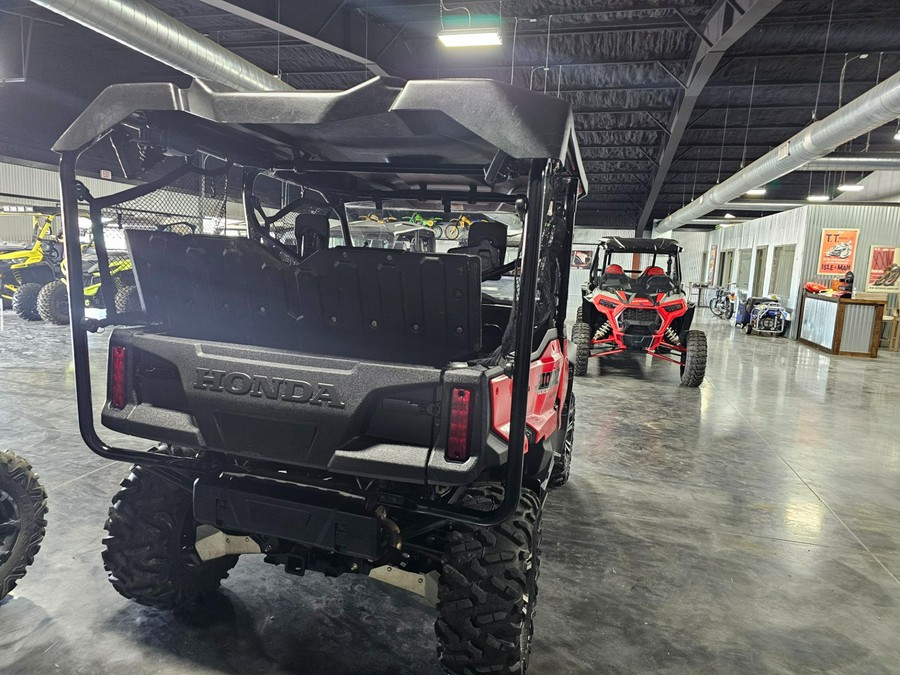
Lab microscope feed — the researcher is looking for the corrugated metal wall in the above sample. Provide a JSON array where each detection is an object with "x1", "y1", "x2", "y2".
[
  {"x1": 802, "y1": 204, "x2": 900, "y2": 312},
  {"x1": 702, "y1": 208, "x2": 810, "y2": 312}
]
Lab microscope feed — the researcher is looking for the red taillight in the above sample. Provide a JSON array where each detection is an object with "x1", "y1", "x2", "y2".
[
  {"x1": 446, "y1": 388, "x2": 472, "y2": 461},
  {"x1": 111, "y1": 345, "x2": 127, "y2": 409}
]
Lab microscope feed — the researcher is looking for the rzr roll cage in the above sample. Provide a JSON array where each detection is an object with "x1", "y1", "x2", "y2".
[{"x1": 55, "y1": 77, "x2": 587, "y2": 528}]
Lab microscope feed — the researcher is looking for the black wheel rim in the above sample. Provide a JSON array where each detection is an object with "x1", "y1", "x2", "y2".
[
  {"x1": 0, "y1": 487, "x2": 21, "y2": 567},
  {"x1": 54, "y1": 293, "x2": 68, "y2": 316}
]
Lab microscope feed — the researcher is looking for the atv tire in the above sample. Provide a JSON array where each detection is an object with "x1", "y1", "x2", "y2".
[
  {"x1": 37, "y1": 280, "x2": 70, "y2": 325},
  {"x1": 572, "y1": 321, "x2": 591, "y2": 376},
  {"x1": 12, "y1": 283, "x2": 42, "y2": 321},
  {"x1": 103, "y1": 463, "x2": 238, "y2": 610},
  {"x1": 0, "y1": 451, "x2": 48, "y2": 600},
  {"x1": 550, "y1": 394, "x2": 574, "y2": 488},
  {"x1": 680, "y1": 330, "x2": 707, "y2": 387},
  {"x1": 436, "y1": 485, "x2": 542, "y2": 675},
  {"x1": 114, "y1": 285, "x2": 141, "y2": 314}
]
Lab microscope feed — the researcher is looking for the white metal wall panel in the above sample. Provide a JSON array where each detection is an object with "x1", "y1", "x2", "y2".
[{"x1": 703, "y1": 208, "x2": 809, "y2": 311}]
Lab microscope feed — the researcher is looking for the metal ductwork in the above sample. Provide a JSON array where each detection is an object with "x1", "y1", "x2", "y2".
[
  {"x1": 30, "y1": 0, "x2": 293, "y2": 93},
  {"x1": 801, "y1": 155, "x2": 900, "y2": 172},
  {"x1": 657, "y1": 70, "x2": 900, "y2": 233},
  {"x1": 718, "y1": 200, "x2": 900, "y2": 212}
]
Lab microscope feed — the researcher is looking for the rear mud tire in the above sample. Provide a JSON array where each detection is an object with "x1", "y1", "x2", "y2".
[
  {"x1": 0, "y1": 451, "x2": 48, "y2": 600},
  {"x1": 102, "y1": 464, "x2": 238, "y2": 610},
  {"x1": 114, "y1": 285, "x2": 141, "y2": 314},
  {"x1": 36, "y1": 280, "x2": 70, "y2": 325},
  {"x1": 436, "y1": 485, "x2": 542, "y2": 675},
  {"x1": 550, "y1": 394, "x2": 574, "y2": 488},
  {"x1": 572, "y1": 321, "x2": 591, "y2": 376},
  {"x1": 680, "y1": 330, "x2": 707, "y2": 387},
  {"x1": 12, "y1": 283, "x2": 42, "y2": 321}
]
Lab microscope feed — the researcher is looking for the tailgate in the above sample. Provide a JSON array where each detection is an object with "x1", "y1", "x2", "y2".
[{"x1": 102, "y1": 328, "x2": 445, "y2": 482}]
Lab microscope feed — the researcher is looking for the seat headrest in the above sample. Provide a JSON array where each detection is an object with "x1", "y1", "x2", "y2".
[
  {"x1": 605, "y1": 264, "x2": 624, "y2": 275},
  {"x1": 294, "y1": 214, "x2": 330, "y2": 259},
  {"x1": 644, "y1": 266, "x2": 665, "y2": 277}
]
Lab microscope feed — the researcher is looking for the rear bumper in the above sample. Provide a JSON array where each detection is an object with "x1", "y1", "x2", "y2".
[{"x1": 102, "y1": 328, "x2": 499, "y2": 485}]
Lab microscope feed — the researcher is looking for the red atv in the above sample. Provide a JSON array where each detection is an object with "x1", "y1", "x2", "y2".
[{"x1": 571, "y1": 237, "x2": 707, "y2": 387}]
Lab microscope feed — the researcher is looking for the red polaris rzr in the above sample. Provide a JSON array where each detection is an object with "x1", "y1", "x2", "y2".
[{"x1": 571, "y1": 237, "x2": 707, "y2": 387}]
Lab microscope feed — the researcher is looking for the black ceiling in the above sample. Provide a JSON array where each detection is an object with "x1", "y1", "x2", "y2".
[{"x1": 0, "y1": 0, "x2": 898, "y2": 230}]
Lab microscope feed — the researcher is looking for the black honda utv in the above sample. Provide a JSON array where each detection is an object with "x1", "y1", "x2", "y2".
[{"x1": 55, "y1": 77, "x2": 586, "y2": 673}]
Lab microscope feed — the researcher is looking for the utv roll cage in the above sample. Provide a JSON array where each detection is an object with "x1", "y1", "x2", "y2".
[
  {"x1": 588, "y1": 236, "x2": 684, "y2": 288},
  {"x1": 55, "y1": 77, "x2": 586, "y2": 528}
]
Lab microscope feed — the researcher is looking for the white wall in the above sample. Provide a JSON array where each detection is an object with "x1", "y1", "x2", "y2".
[{"x1": 684, "y1": 208, "x2": 810, "y2": 312}]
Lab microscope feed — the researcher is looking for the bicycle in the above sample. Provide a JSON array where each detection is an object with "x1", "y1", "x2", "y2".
[{"x1": 707, "y1": 283, "x2": 736, "y2": 320}]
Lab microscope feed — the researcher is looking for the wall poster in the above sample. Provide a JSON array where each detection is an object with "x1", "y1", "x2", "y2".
[
  {"x1": 707, "y1": 244, "x2": 717, "y2": 284},
  {"x1": 865, "y1": 245, "x2": 900, "y2": 293},
  {"x1": 817, "y1": 228, "x2": 859, "y2": 275},
  {"x1": 571, "y1": 248, "x2": 593, "y2": 269}
]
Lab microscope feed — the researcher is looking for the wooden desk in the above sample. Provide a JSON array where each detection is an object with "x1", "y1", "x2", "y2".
[{"x1": 797, "y1": 293, "x2": 886, "y2": 358}]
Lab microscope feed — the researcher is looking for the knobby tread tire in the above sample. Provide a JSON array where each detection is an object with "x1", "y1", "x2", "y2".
[
  {"x1": 102, "y1": 463, "x2": 238, "y2": 610},
  {"x1": 0, "y1": 450, "x2": 48, "y2": 600},
  {"x1": 36, "y1": 280, "x2": 70, "y2": 325},
  {"x1": 572, "y1": 321, "x2": 591, "y2": 376},
  {"x1": 114, "y1": 285, "x2": 141, "y2": 314},
  {"x1": 549, "y1": 394, "x2": 574, "y2": 488},
  {"x1": 12, "y1": 282, "x2": 42, "y2": 321},
  {"x1": 680, "y1": 329, "x2": 707, "y2": 387},
  {"x1": 436, "y1": 485, "x2": 542, "y2": 675}
]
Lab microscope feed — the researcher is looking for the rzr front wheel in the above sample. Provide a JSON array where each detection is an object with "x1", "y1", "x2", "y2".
[
  {"x1": 572, "y1": 321, "x2": 591, "y2": 376},
  {"x1": 550, "y1": 394, "x2": 574, "y2": 488},
  {"x1": 680, "y1": 330, "x2": 707, "y2": 387},
  {"x1": 0, "y1": 451, "x2": 48, "y2": 600},
  {"x1": 103, "y1": 463, "x2": 238, "y2": 610},
  {"x1": 436, "y1": 485, "x2": 542, "y2": 675}
]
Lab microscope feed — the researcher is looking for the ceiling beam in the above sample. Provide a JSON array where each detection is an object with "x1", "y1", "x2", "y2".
[{"x1": 636, "y1": 0, "x2": 782, "y2": 233}]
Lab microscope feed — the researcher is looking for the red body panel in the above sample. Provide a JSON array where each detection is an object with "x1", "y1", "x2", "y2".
[
  {"x1": 591, "y1": 292, "x2": 686, "y2": 351},
  {"x1": 490, "y1": 338, "x2": 567, "y2": 445}
]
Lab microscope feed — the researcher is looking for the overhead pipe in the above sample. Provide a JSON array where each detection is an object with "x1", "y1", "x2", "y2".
[
  {"x1": 657, "y1": 70, "x2": 900, "y2": 232},
  {"x1": 800, "y1": 155, "x2": 900, "y2": 172},
  {"x1": 29, "y1": 0, "x2": 293, "y2": 93},
  {"x1": 719, "y1": 200, "x2": 900, "y2": 212}
]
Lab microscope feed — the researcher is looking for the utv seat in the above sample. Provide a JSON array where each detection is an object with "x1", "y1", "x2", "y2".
[
  {"x1": 448, "y1": 221, "x2": 507, "y2": 280},
  {"x1": 599, "y1": 264, "x2": 631, "y2": 291},
  {"x1": 125, "y1": 230, "x2": 482, "y2": 366},
  {"x1": 639, "y1": 266, "x2": 675, "y2": 294}
]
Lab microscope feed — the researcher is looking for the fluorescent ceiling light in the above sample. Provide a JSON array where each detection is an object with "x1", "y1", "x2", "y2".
[
  {"x1": 894, "y1": 129, "x2": 900, "y2": 141},
  {"x1": 438, "y1": 29, "x2": 502, "y2": 47},
  {"x1": 806, "y1": 194, "x2": 831, "y2": 202},
  {"x1": 837, "y1": 183, "x2": 865, "y2": 192},
  {"x1": 745, "y1": 188, "x2": 767, "y2": 196},
  {"x1": 724, "y1": 212, "x2": 736, "y2": 218}
]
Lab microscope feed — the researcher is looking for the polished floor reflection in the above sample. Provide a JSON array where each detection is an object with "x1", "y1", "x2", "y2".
[{"x1": 1, "y1": 311, "x2": 899, "y2": 673}]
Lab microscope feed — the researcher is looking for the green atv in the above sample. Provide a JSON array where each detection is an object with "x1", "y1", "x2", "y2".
[
  {"x1": 36, "y1": 220, "x2": 197, "y2": 325},
  {"x1": 37, "y1": 247, "x2": 139, "y2": 325},
  {"x1": 0, "y1": 216, "x2": 63, "y2": 319}
]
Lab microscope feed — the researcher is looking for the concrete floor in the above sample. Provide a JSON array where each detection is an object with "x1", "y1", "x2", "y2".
[{"x1": 1, "y1": 310, "x2": 899, "y2": 674}]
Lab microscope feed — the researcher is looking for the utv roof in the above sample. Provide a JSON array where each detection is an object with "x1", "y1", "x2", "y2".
[
  {"x1": 54, "y1": 77, "x2": 587, "y2": 196},
  {"x1": 601, "y1": 237, "x2": 682, "y2": 254}
]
